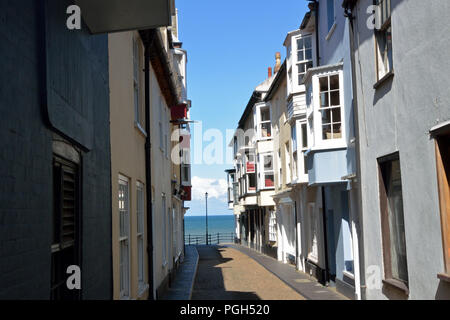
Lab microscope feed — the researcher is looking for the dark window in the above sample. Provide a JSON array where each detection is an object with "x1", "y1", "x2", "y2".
[
  {"x1": 51, "y1": 156, "x2": 80, "y2": 300},
  {"x1": 378, "y1": 153, "x2": 408, "y2": 291},
  {"x1": 248, "y1": 173, "x2": 256, "y2": 190},
  {"x1": 327, "y1": 0, "x2": 335, "y2": 31}
]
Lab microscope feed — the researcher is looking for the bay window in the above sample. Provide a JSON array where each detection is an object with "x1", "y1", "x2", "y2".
[
  {"x1": 319, "y1": 74, "x2": 342, "y2": 141},
  {"x1": 256, "y1": 104, "x2": 272, "y2": 139},
  {"x1": 261, "y1": 153, "x2": 275, "y2": 189}
]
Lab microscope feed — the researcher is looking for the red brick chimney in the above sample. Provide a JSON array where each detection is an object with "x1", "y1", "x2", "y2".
[{"x1": 268, "y1": 67, "x2": 273, "y2": 78}]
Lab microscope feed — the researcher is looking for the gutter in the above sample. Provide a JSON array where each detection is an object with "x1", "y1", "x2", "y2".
[{"x1": 344, "y1": 1, "x2": 367, "y2": 300}]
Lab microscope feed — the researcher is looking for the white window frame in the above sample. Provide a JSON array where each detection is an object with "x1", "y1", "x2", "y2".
[
  {"x1": 291, "y1": 125, "x2": 298, "y2": 182},
  {"x1": 256, "y1": 103, "x2": 272, "y2": 140},
  {"x1": 172, "y1": 207, "x2": 177, "y2": 260},
  {"x1": 259, "y1": 153, "x2": 275, "y2": 190},
  {"x1": 136, "y1": 181, "x2": 146, "y2": 295},
  {"x1": 285, "y1": 142, "x2": 291, "y2": 185},
  {"x1": 299, "y1": 121, "x2": 309, "y2": 182},
  {"x1": 295, "y1": 34, "x2": 313, "y2": 88},
  {"x1": 269, "y1": 210, "x2": 277, "y2": 242},
  {"x1": 118, "y1": 175, "x2": 131, "y2": 299},
  {"x1": 164, "y1": 107, "x2": 169, "y2": 158},
  {"x1": 277, "y1": 149, "x2": 282, "y2": 188},
  {"x1": 307, "y1": 203, "x2": 319, "y2": 263},
  {"x1": 312, "y1": 70, "x2": 346, "y2": 149},
  {"x1": 375, "y1": 0, "x2": 393, "y2": 81},
  {"x1": 162, "y1": 194, "x2": 167, "y2": 267},
  {"x1": 159, "y1": 100, "x2": 164, "y2": 151},
  {"x1": 133, "y1": 36, "x2": 145, "y2": 132}
]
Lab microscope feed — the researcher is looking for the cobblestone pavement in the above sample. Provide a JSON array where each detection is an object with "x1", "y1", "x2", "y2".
[{"x1": 191, "y1": 245, "x2": 305, "y2": 300}]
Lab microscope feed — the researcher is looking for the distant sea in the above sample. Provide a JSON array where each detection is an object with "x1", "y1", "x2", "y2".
[{"x1": 184, "y1": 215, "x2": 235, "y2": 236}]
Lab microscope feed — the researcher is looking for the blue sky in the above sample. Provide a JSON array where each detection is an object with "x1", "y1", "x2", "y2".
[{"x1": 176, "y1": 0, "x2": 308, "y2": 216}]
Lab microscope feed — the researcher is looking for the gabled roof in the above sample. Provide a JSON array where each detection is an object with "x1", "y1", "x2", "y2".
[
  {"x1": 237, "y1": 91, "x2": 262, "y2": 129},
  {"x1": 264, "y1": 60, "x2": 287, "y2": 102}
]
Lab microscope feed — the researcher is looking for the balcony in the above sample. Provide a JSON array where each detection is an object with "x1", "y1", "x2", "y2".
[
  {"x1": 75, "y1": 0, "x2": 173, "y2": 34},
  {"x1": 287, "y1": 92, "x2": 307, "y2": 122}
]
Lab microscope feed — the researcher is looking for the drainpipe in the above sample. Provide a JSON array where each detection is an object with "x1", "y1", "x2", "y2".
[
  {"x1": 142, "y1": 30, "x2": 155, "y2": 300},
  {"x1": 344, "y1": 3, "x2": 367, "y2": 300},
  {"x1": 321, "y1": 187, "x2": 330, "y2": 285},
  {"x1": 309, "y1": 0, "x2": 320, "y2": 67}
]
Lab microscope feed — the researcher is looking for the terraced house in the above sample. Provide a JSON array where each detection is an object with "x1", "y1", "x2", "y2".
[{"x1": 228, "y1": 0, "x2": 450, "y2": 300}]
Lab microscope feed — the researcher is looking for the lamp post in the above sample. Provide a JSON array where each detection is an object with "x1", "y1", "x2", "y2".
[{"x1": 205, "y1": 192, "x2": 208, "y2": 245}]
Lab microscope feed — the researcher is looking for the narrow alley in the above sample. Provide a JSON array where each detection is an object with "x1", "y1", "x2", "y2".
[{"x1": 190, "y1": 245, "x2": 346, "y2": 300}]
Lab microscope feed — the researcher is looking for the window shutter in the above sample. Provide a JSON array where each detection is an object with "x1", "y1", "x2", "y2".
[{"x1": 61, "y1": 165, "x2": 76, "y2": 248}]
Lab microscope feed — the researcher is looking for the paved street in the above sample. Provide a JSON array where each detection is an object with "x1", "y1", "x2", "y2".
[{"x1": 191, "y1": 246, "x2": 305, "y2": 300}]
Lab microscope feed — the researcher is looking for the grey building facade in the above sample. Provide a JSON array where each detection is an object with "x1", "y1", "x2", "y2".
[
  {"x1": 0, "y1": 0, "x2": 112, "y2": 299},
  {"x1": 346, "y1": 0, "x2": 450, "y2": 299}
]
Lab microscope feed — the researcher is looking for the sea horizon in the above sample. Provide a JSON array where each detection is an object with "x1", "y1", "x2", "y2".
[{"x1": 184, "y1": 215, "x2": 235, "y2": 237}]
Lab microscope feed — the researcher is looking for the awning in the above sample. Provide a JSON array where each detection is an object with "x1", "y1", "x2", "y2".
[{"x1": 75, "y1": 0, "x2": 173, "y2": 34}]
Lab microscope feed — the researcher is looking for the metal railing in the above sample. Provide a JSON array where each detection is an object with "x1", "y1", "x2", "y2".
[{"x1": 185, "y1": 233, "x2": 236, "y2": 245}]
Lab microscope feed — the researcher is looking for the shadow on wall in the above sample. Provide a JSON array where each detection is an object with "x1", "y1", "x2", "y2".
[
  {"x1": 435, "y1": 280, "x2": 450, "y2": 300},
  {"x1": 191, "y1": 246, "x2": 260, "y2": 300},
  {"x1": 373, "y1": 75, "x2": 393, "y2": 105}
]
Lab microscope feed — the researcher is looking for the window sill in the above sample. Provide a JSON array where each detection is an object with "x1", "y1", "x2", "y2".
[
  {"x1": 437, "y1": 273, "x2": 450, "y2": 283},
  {"x1": 325, "y1": 22, "x2": 337, "y2": 41},
  {"x1": 373, "y1": 70, "x2": 394, "y2": 90},
  {"x1": 342, "y1": 270, "x2": 355, "y2": 280},
  {"x1": 382, "y1": 278, "x2": 409, "y2": 295},
  {"x1": 134, "y1": 121, "x2": 147, "y2": 137},
  {"x1": 258, "y1": 187, "x2": 275, "y2": 192}
]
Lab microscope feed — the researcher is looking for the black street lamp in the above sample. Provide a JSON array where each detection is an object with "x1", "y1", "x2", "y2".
[{"x1": 205, "y1": 192, "x2": 208, "y2": 245}]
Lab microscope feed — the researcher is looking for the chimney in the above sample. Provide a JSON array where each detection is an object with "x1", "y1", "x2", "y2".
[
  {"x1": 274, "y1": 52, "x2": 281, "y2": 73},
  {"x1": 268, "y1": 67, "x2": 273, "y2": 78}
]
